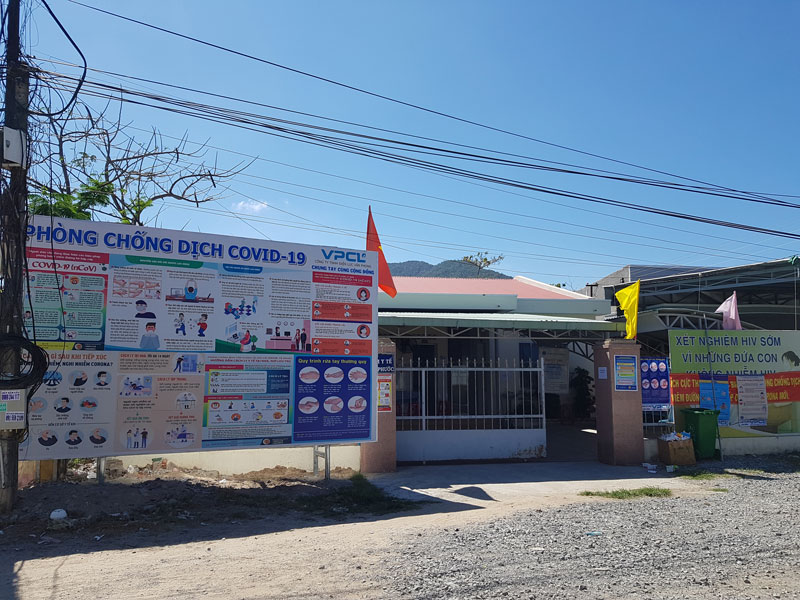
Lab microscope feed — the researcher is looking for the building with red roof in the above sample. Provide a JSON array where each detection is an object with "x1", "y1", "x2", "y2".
[{"x1": 375, "y1": 275, "x2": 624, "y2": 462}]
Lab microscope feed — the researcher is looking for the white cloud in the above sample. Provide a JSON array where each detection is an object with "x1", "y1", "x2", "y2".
[{"x1": 232, "y1": 199, "x2": 268, "y2": 214}]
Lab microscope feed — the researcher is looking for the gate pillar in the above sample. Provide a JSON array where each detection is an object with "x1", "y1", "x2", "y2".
[
  {"x1": 360, "y1": 338, "x2": 397, "y2": 472},
  {"x1": 593, "y1": 339, "x2": 644, "y2": 465}
]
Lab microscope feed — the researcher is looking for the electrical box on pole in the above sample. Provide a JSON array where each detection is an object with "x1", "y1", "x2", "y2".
[{"x1": 1, "y1": 127, "x2": 27, "y2": 169}]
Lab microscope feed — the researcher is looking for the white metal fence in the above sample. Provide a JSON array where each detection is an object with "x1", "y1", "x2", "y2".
[{"x1": 395, "y1": 357, "x2": 545, "y2": 432}]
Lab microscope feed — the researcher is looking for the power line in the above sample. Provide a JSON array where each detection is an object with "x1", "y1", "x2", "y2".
[
  {"x1": 116, "y1": 123, "x2": 792, "y2": 255},
  {"x1": 43, "y1": 68, "x2": 800, "y2": 210},
  {"x1": 38, "y1": 56, "x2": 800, "y2": 204},
  {"x1": 28, "y1": 80, "x2": 791, "y2": 264},
  {"x1": 39, "y1": 73, "x2": 800, "y2": 243},
  {"x1": 65, "y1": 0, "x2": 793, "y2": 206}
]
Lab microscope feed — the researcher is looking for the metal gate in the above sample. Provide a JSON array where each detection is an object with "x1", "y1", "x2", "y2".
[{"x1": 395, "y1": 357, "x2": 546, "y2": 462}]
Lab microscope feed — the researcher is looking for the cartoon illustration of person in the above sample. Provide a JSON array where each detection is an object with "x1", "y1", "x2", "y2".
[
  {"x1": 357, "y1": 288, "x2": 370, "y2": 302},
  {"x1": 23, "y1": 310, "x2": 32, "y2": 321},
  {"x1": 197, "y1": 314, "x2": 208, "y2": 337},
  {"x1": 73, "y1": 371, "x2": 89, "y2": 386},
  {"x1": 140, "y1": 322, "x2": 160, "y2": 350},
  {"x1": 133, "y1": 428, "x2": 141, "y2": 448},
  {"x1": 65, "y1": 430, "x2": 82, "y2": 446},
  {"x1": 184, "y1": 280, "x2": 198, "y2": 302},
  {"x1": 141, "y1": 428, "x2": 148, "y2": 449},
  {"x1": 126, "y1": 429, "x2": 132, "y2": 448},
  {"x1": 96, "y1": 371, "x2": 109, "y2": 387},
  {"x1": 240, "y1": 330, "x2": 251, "y2": 351},
  {"x1": 55, "y1": 397, "x2": 71, "y2": 413},
  {"x1": 357, "y1": 325, "x2": 370, "y2": 339},
  {"x1": 275, "y1": 325, "x2": 281, "y2": 338},
  {"x1": 294, "y1": 329, "x2": 301, "y2": 351},
  {"x1": 252, "y1": 296, "x2": 258, "y2": 313},
  {"x1": 89, "y1": 428, "x2": 106, "y2": 445},
  {"x1": 300, "y1": 328, "x2": 307, "y2": 351},
  {"x1": 134, "y1": 300, "x2": 157, "y2": 319},
  {"x1": 175, "y1": 312, "x2": 186, "y2": 336},
  {"x1": 174, "y1": 356, "x2": 184, "y2": 373},
  {"x1": 38, "y1": 430, "x2": 57, "y2": 446}
]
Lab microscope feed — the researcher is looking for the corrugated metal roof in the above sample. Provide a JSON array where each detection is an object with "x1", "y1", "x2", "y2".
[
  {"x1": 391, "y1": 276, "x2": 583, "y2": 300},
  {"x1": 378, "y1": 311, "x2": 625, "y2": 331}
]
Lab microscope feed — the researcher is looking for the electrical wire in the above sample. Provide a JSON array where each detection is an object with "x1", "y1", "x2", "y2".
[
  {"x1": 64, "y1": 0, "x2": 793, "y2": 206},
  {"x1": 115, "y1": 123, "x2": 794, "y2": 255},
  {"x1": 37, "y1": 73, "x2": 800, "y2": 243},
  {"x1": 31, "y1": 0, "x2": 85, "y2": 117},
  {"x1": 40, "y1": 68, "x2": 800, "y2": 210},
  {"x1": 38, "y1": 56, "x2": 800, "y2": 204}
]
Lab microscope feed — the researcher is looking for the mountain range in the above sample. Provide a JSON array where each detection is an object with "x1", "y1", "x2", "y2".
[{"x1": 387, "y1": 260, "x2": 511, "y2": 279}]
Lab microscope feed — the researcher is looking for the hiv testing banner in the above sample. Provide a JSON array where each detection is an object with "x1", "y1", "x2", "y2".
[
  {"x1": 669, "y1": 330, "x2": 800, "y2": 436},
  {"x1": 20, "y1": 216, "x2": 379, "y2": 459}
]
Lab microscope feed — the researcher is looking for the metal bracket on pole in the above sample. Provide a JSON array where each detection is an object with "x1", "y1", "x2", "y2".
[{"x1": 312, "y1": 445, "x2": 331, "y2": 480}]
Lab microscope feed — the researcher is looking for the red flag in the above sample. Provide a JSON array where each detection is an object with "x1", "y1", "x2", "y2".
[{"x1": 366, "y1": 206, "x2": 397, "y2": 298}]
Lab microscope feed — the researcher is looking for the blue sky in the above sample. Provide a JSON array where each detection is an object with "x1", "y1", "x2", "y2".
[{"x1": 26, "y1": 1, "x2": 800, "y2": 287}]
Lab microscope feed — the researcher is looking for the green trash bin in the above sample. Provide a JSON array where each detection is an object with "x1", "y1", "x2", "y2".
[{"x1": 681, "y1": 408, "x2": 720, "y2": 459}]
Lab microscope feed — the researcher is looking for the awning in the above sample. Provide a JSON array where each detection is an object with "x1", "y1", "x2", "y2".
[{"x1": 378, "y1": 311, "x2": 625, "y2": 332}]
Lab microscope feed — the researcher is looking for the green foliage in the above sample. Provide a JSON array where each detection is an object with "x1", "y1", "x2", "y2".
[
  {"x1": 579, "y1": 487, "x2": 673, "y2": 499},
  {"x1": 570, "y1": 367, "x2": 594, "y2": 419},
  {"x1": 29, "y1": 178, "x2": 112, "y2": 220},
  {"x1": 118, "y1": 195, "x2": 155, "y2": 225}
]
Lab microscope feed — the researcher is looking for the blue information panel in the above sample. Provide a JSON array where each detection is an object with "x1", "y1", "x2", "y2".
[
  {"x1": 293, "y1": 355, "x2": 372, "y2": 443},
  {"x1": 640, "y1": 357, "x2": 671, "y2": 411},
  {"x1": 614, "y1": 355, "x2": 639, "y2": 392},
  {"x1": 699, "y1": 373, "x2": 731, "y2": 426}
]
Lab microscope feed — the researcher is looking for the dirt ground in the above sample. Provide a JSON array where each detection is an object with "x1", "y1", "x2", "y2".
[
  {"x1": 0, "y1": 461, "x2": 436, "y2": 600},
  {"x1": 3, "y1": 459, "x2": 795, "y2": 600}
]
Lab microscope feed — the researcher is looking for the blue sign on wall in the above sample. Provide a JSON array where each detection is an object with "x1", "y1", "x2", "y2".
[{"x1": 640, "y1": 357, "x2": 671, "y2": 411}]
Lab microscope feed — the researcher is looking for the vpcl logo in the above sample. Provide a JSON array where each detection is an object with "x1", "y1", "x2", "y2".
[{"x1": 321, "y1": 249, "x2": 366, "y2": 263}]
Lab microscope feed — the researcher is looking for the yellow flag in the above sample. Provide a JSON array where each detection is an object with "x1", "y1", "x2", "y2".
[{"x1": 615, "y1": 280, "x2": 640, "y2": 340}]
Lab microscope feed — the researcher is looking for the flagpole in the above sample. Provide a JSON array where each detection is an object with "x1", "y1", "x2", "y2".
[{"x1": 702, "y1": 312, "x2": 724, "y2": 460}]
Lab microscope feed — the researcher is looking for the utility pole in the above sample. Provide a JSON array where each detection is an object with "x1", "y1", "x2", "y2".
[{"x1": 0, "y1": 0, "x2": 30, "y2": 513}]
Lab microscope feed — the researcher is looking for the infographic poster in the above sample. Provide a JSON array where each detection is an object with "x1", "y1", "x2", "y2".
[
  {"x1": 21, "y1": 216, "x2": 378, "y2": 459},
  {"x1": 699, "y1": 374, "x2": 731, "y2": 425},
  {"x1": 203, "y1": 354, "x2": 293, "y2": 448},
  {"x1": 294, "y1": 355, "x2": 371, "y2": 443},
  {"x1": 640, "y1": 357, "x2": 670, "y2": 411},
  {"x1": 25, "y1": 247, "x2": 109, "y2": 349},
  {"x1": 25, "y1": 216, "x2": 378, "y2": 360},
  {"x1": 614, "y1": 355, "x2": 638, "y2": 392},
  {"x1": 736, "y1": 375, "x2": 768, "y2": 426}
]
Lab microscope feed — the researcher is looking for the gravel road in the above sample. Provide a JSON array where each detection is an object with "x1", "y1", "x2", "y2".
[
  {"x1": 384, "y1": 457, "x2": 800, "y2": 600},
  {"x1": 6, "y1": 457, "x2": 800, "y2": 600}
]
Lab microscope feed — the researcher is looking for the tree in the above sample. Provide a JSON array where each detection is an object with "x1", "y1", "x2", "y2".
[
  {"x1": 461, "y1": 251, "x2": 504, "y2": 277},
  {"x1": 28, "y1": 99, "x2": 248, "y2": 225}
]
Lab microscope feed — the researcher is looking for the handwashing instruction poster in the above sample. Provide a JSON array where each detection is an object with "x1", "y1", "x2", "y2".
[
  {"x1": 21, "y1": 216, "x2": 378, "y2": 459},
  {"x1": 293, "y1": 356, "x2": 372, "y2": 442}
]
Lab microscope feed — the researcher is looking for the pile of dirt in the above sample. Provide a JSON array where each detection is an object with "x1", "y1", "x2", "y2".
[
  {"x1": 1, "y1": 462, "x2": 407, "y2": 547},
  {"x1": 231, "y1": 465, "x2": 356, "y2": 483}
]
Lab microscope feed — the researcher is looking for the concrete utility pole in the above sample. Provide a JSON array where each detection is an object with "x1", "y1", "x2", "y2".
[{"x1": 0, "y1": 0, "x2": 30, "y2": 513}]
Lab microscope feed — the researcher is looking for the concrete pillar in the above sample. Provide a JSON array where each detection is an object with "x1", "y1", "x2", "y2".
[
  {"x1": 594, "y1": 339, "x2": 644, "y2": 465},
  {"x1": 360, "y1": 338, "x2": 396, "y2": 473}
]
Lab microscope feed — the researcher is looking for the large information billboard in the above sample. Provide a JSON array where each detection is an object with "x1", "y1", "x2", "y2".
[{"x1": 21, "y1": 216, "x2": 378, "y2": 459}]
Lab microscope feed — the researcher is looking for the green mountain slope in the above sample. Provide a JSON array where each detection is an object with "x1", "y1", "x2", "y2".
[{"x1": 388, "y1": 260, "x2": 511, "y2": 279}]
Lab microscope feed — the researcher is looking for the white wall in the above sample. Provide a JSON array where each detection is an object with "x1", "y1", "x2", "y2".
[{"x1": 117, "y1": 444, "x2": 361, "y2": 475}]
